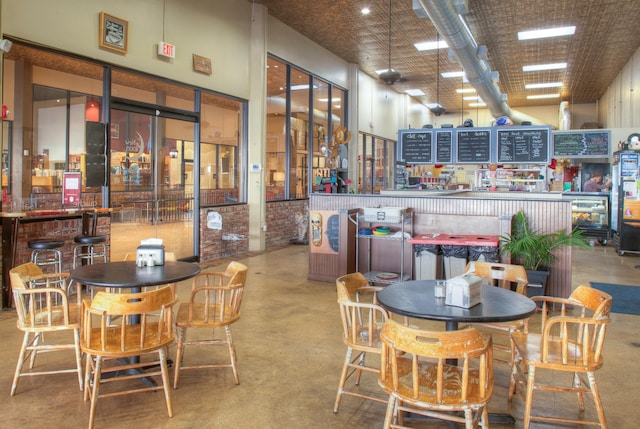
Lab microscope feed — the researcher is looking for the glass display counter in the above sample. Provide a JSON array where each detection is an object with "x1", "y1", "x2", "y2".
[{"x1": 564, "y1": 192, "x2": 610, "y2": 244}]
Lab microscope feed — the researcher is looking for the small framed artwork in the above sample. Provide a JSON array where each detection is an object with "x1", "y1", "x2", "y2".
[
  {"x1": 193, "y1": 54, "x2": 212, "y2": 75},
  {"x1": 99, "y1": 12, "x2": 128, "y2": 54}
]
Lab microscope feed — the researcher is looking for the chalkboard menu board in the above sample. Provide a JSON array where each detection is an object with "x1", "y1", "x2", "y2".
[
  {"x1": 435, "y1": 130, "x2": 453, "y2": 163},
  {"x1": 399, "y1": 130, "x2": 432, "y2": 164},
  {"x1": 456, "y1": 129, "x2": 492, "y2": 163},
  {"x1": 552, "y1": 130, "x2": 610, "y2": 158},
  {"x1": 497, "y1": 127, "x2": 550, "y2": 164}
]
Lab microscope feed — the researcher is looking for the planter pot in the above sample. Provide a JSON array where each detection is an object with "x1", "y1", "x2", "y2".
[{"x1": 525, "y1": 269, "x2": 550, "y2": 298}]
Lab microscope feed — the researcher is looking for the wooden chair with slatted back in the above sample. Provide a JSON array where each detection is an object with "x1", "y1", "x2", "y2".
[
  {"x1": 378, "y1": 319, "x2": 494, "y2": 429},
  {"x1": 333, "y1": 272, "x2": 388, "y2": 413},
  {"x1": 509, "y1": 285, "x2": 612, "y2": 429},
  {"x1": 81, "y1": 287, "x2": 177, "y2": 429},
  {"x1": 173, "y1": 261, "x2": 248, "y2": 388},
  {"x1": 464, "y1": 261, "x2": 530, "y2": 360},
  {"x1": 9, "y1": 262, "x2": 84, "y2": 396}
]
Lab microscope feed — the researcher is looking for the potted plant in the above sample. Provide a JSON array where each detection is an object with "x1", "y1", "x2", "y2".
[{"x1": 499, "y1": 210, "x2": 591, "y2": 296}]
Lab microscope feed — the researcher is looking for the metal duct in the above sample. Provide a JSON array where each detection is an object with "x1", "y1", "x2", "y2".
[{"x1": 414, "y1": 0, "x2": 541, "y2": 126}]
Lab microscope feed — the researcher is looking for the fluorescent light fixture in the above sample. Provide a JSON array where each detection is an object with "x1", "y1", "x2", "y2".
[
  {"x1": 468, "y1": 102, "x2": 486, "y2": 107},
  {"x1": 527, "y1": 94, "x2": 560, "y2": 99},
  {"x1": 525, "y1": 82, "x2": 563, "y2": 89},
  {"x1": 456, "y1": 88, "x2": 476, "y2": 94},
  {"x1": 361, "y1": 7, "x2": 370, "y2": 15},
  {"x1": 518, "y1": 26, "x2": 576, "y2": 40},
  {"x1": 442, "y1": 71, "x2": 465, "y2": 78},
  {"x1": 317, "y1": 98, "x2": 341, "y2": 102},
  {"x1": 414, "y1": 40, "x2": 448, "y2": 51},
  {"x1": 290, "y1": 84, "x2": 317, "y2": 91},
  {"x1": 405, "y1": 89, "x2": 425, "y2": 96},
  {"x1": 463, "y1": 95, "x2": 481, "y2": 101},
  {"x1": 523, "y1": 63, "x2": 567, "y2": 72}
]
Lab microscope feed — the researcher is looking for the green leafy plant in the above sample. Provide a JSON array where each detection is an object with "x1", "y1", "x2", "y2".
[{"x1": 499, "y1": 210, "x2": 591, "y2": 271}]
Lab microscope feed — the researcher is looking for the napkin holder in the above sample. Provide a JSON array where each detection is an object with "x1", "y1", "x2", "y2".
[
  {"x1": 136, "y1": 244, "x2": 165, "y2": 266},
  {"x1": 445, "y1": 274, "x2": 482, "y2": 308}
]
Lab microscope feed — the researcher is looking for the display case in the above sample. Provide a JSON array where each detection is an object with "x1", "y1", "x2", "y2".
[
  {"x1": 565, "y1": 192, "x2": 610, "y2": 244},
  {"x1": 475, "y1": 167, "x2": 547, "y2": 191},
  {"x1": 351, "y1": 207, "x2": 412, "y2": 285}
]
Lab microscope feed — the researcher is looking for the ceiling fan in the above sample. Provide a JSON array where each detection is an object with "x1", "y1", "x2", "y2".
[{"x1": 379, "y1": 0, "x2": 402, "y2": 85}]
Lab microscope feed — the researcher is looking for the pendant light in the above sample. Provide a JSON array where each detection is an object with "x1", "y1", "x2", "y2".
[
  {"x1": 429, "y1": 33, "x2": 446, "y2": 116},
  {"x1": 380, "y1": 0, "x2": 402, "y2": 85}
]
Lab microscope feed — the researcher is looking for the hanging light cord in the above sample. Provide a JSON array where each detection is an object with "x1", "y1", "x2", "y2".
[
  {"x1": 436, "y1": 32, "x2": 440, "y2": 106},
  {"x1": 387, "y1": 0, "x2": 392, "y2": 70}
]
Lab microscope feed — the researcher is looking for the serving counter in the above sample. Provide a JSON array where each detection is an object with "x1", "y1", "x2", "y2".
[
  {"x1": 1, "y1": 209, "x2": 112, "y2": 307},
  {"x1": 309, "y1": 190, "x2": 574, "y2": 297}
]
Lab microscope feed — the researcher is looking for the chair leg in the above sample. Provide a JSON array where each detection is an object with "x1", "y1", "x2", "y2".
[
  {"x1": 333, "y1": 347, "x2": 353, "y2": 413},
  {"x1": 73, "y1": 328, "x2": 83, "y2": 391},
  {"x1": 88, "y1": 356, "x2": 103, "y2": 429},
  {"x1": 464, "y1": 408, "x2": 474, "y2": 429},
  {"x1": 573, "y1": 372, "x2": 585, "y2": 410},
  {"x1": 224, "y1": 326, "x2": 239, "y2": 385},
  {"x1": 355, "y1": 352, "x2": 365, "y2": 385},
  {"x1": 523, "y1": 365, "x2": 536, "y2": 429},
  {"x1": 173, "y1": 327, "x2": 185, "y2": 389},
  {"x1": 588, "y1": 371, "x2": 608, "y2": 429},
  {"x1": 84, "y1": 354, "x2": 92, "y2": 402},
  {"x1": 481, "y1": 405, "x2": 489, "y2": 429},
  {"x1": 29, "y1": 332, "x2": 42, "y2": 369},
  {"x1": 10, "y1": 332, "x2": 31, "y2": 396},
  {"x1": 159, "y1": 348, "x2": 174, "y2": 418},
  {"x1": 383, "y1": 394, "x2": 395, "y2": 429}
]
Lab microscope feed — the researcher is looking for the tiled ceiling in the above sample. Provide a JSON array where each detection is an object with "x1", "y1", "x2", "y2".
[{"x1": 256, "y1": 0, "x2": 640, "y2": 118}]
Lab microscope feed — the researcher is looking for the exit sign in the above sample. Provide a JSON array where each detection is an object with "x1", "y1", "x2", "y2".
[{"x1": 158, "y1": 41, "x2": 175, "y2": 58}]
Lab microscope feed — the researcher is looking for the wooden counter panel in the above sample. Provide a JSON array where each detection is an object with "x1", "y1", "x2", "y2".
[{"x1": 309, "y1": 194, "x2": 573, "y2": 298}]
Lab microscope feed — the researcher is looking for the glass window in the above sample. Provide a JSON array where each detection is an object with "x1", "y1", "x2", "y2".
[
  {"x1": 266, "y1": 55, "x2": 347, "y2": 200},
  {"x1": 357, "y1": 132, "x2": 396, "y2": 194}
]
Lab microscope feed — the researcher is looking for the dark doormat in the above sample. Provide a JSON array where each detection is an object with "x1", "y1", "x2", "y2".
[{"x1": 590, "y1": 282, "x2": 640, "y2": 315}]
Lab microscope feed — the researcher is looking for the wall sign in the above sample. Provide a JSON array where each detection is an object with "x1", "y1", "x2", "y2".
[
  {"x1": 552, "y1": 130, "x2": 611, "y2": 158},
  {"x1": 456, "y1": 129, "x2": 492, "y2": 163},
  {"x1": 496, "y1": 126, "x2": 550, "y2": 164},
  {"x1": 435, "y1": 130, "x2": 454, "y2": 163},
  {"x1": 399, "y1": 130, "x2": 433, "y2": 164},
  {"x1": 62, "y1": 172, "x2": 82, "y2": 207}
]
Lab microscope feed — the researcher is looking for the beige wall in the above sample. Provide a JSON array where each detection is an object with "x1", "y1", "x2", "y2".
[{"x1": 3, "y1": 0, "x2": 253, "y2": 100}]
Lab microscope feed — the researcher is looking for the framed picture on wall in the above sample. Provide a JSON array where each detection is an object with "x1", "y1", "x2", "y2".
[{"x1": 99, "y1": 12, "x2": 128, "y2": 54}]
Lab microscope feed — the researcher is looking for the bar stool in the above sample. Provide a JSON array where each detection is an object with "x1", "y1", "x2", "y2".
[
  {"x1": 28, "y1": 239, "x2": 64, "y2": 274},
  {"x1": 73, "y1": 235, "x2": 107, "y2": 268},
  {"x1": 28, "y1": 239, "x2": 65, "y2": 289}
]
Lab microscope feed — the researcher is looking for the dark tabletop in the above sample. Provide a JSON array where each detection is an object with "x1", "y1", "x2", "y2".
[
  {"x1": 377, "y1": 280, "x2": 537, "y2": 325},
  {"x1": 70, "y1": 260, "x2": 201, "y2": 289}
]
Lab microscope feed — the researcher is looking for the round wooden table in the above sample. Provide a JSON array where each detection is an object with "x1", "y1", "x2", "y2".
[
  {"x1": 71, "y1": 260, "x2": 201, "y2": 292},
  {"x1": 377, "y1": 279, "x2": 537, "y2": 331}
]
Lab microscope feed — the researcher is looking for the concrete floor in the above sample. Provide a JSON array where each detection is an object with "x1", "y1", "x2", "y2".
[{"x1": 0, "y1": 242, "x2": 638, "y2": 428}]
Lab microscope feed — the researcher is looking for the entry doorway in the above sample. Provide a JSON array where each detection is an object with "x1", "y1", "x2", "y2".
[{"x1": 109, "y1": 107, "x2": 197, "y2": 261}]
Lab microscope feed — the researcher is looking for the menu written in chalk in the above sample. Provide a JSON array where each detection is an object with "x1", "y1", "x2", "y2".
[
  {"x1": 497, "y1": 127, "x2": 549, "y2": 164},
  {"x1": 456, "y1": 129, "x2": 491, "y2": 163},
  {"x1": 400, "y1": 130, "x2": 432, "y2": 164},
  {"x1": 552, "y1": 130, "x2": 610, "y2": 157},
  {"x1": 435, "y1": 130, "x2": 453, "y2": 163}
]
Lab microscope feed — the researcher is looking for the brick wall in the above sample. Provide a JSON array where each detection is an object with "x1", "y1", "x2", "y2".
[
  {"x1": 265, "y1": 200, "x2": 308, "y2": 247},
  {"x1": 199, "y1": 204, "x2": 250, "y2": 264}
]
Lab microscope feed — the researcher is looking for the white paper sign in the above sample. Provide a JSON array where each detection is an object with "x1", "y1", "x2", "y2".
[{"x1": 207, "y1": 211, "x2": 222, "y2": 230}]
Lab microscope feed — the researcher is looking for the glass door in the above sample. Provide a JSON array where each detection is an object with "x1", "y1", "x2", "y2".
[{"x1": 109, "y1": 109, "x2": 196, "y2": 261}]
